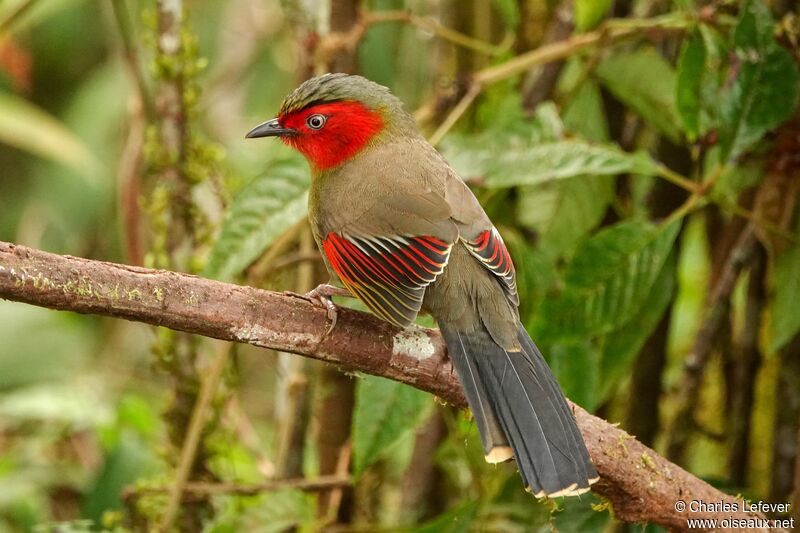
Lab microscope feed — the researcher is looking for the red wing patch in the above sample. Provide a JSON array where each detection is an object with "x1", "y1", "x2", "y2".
[
  {"x1": 322, "y1": 232, "x2": 452, "y2": 327},
  {"x1": 464, "y1": 228, "x2": 518, "y2": 305}
]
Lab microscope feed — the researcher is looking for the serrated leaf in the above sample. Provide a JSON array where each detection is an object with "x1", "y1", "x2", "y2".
[
  {"x1": 0, "y1": 91, "x2": 100, "y2": 180},
  {"x1": 204, "y1": 157, "x2": 309, "y2": 281},
  {"x1": 575, "y1": 0, "x2": 612, "y2": 31},
  {"x1": 353, "y1": 375, "x2": 432, "y2": 476},
  {"x1": 444, "y1": 102, "x2": 565, "y2": 180},
  {"x1": 676, "y1": 30, "x2": 706, "y2": 140},
  {"x1": 598, "y1": 251, "x2": 676, "y2": 401},
  {"x1": 517, "y1": 175, "x2": 613, "y2": 260},
  {"x1": 484, "y1": 141, "x2": 659, "y2": 188},
  {"x1": 596, "y1": 47, "x2": 682, "y2": 143},
  {"x1": 769, "y1": 219, "x2": 800, "y2": 353},
  {"x1": 718, "y1": 0, "x2": 800, "y2": 160},
  {"x1": 541, "y1": 219, "x2": 681, "y2": 338}
]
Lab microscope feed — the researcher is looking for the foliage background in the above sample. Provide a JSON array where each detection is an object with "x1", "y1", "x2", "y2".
[{"x1": 0, "y1": 0, "x2": 799, "y2": 531}]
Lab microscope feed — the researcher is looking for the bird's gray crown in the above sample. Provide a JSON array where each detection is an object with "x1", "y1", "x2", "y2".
[{"x1": 278, "y1": 73, "x2": 405, "y2": 118}]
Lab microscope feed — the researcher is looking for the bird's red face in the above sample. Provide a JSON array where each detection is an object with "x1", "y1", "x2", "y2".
[{"x1": 247, "y1": 101, "x2": 384, "y2": 172}]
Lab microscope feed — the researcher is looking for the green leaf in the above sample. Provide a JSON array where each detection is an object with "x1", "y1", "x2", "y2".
[
  {"x1": 491, "y1": 0, "x2": 519, "y2": 29},
  {"x1": 676, "y1": 30, "x2": 706, "y2": 140},
  {"x1": 82, "y1": 433, "x2": 155, "y2": 523},
  {"x1": 0, "y1": 91, "x2": 100, "y2": 180},
  {"x1": 484, "y1": 141, "x2": 659, "y2": 188},
  {"x1": 575, "y1": 0, "x2": 612, "y2": 31},
  {"x1": 598, "y1": 250, "x2": 676, "y2": 401},
  {"x1": 204, "y1": 157, "x2": 309, "y2": 281},
  {"x1": 353, "y1": 375, "x2": 432, "y2": 476},
  {"x1": 718, "y1": 0, "x2": 800, "y2": 160},
  {"x1": 769, "y1": 219, "x2": 800, "y2": 353},
  {"x1": 517, "y1": 175, "x2": 614, "y2": 260},
  {"x1": 501, "y1": 229, "x2": 558, "y2": 321},
  {"x1": 408, "y1": 501, "x2": 479, "y2": 533},
  {"x1": 596, "y1": 47, "x2": 682, "y2": 143},
  {"x1": 563, "y1": 78, "x2": 609, "y2": 142},
  {"x1": 546, "y1": 339, "x2": 599, "y2": 411},
  {"x1": 541, "y1": 219, "x2": 681, "y2": 338}
]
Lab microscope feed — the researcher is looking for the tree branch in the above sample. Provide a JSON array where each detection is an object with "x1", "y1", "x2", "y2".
[{"x1": 0, "y1": 241, "x2": 786, "y2": 532}]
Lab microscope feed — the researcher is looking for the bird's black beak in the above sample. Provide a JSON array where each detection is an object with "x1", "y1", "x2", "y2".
[{"x1": 245, "y1": 118, "x2": 296, "y2": 139}]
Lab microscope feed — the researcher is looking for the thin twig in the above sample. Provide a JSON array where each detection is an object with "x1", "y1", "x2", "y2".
[
  {"x1": 0, "y1": 0, "x2": 38, "y2": 36},
  {"x1": 428, "y1": 84, "x2": 481, "y2": 146},
  {"x1": 366, "y1": 11, "x2": 510, "y2": 56},
  {"x1": 159, "y1": 342, "x2": 232, "y2": 532},
  {"x1": 656, "y1": 164, "x2": 701, "y2": 194},
  {"x1": 110, "y1": 0, "x2": 155, "y2": 120},
  {"x1": 666, "y1": 225, "x2": 758, "y2": 462},
  {"x1": 132, "y1": 475, "x2": 351, "y2": 497},
  {"x1": 474, "y1": 14, "x2": 688, "y2": 86}
]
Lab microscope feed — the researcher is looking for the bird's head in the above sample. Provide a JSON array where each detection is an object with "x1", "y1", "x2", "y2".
[{"x1": 246, "y1": 73, "x2": 415, "y2": 172}]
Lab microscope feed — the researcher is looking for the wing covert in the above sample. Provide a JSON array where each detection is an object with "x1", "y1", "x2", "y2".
[
  {"x1": 463, "y1": 227, "x2": 519, "y2": 305},
  {"x1": 323, "y1": 232, "x2": 452, "y2": 327}
]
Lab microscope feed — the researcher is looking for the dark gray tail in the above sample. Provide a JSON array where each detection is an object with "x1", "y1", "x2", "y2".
[{"x1": 440, "y1": 322, "x2": 598, "y2": 497}]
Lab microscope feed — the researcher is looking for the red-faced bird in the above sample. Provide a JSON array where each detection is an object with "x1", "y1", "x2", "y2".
[{"x1": 246, "y1": 73, "x2": 598, "y2": 497}]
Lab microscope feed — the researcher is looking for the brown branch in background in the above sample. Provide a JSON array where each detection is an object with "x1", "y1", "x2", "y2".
[
  {"x1": 726, "y1": 244, "x2": 766, "y2": 485},
  {"x1": 519, "y1": 1, "x2": 574, "y2": 114},
  {"x1": 128, "y1": 474, "x2": 351, "y2": 502},
  {"x1": 110, "y1": 0, "x2": 155, "y2": 120},
  {"x1": 151, "y1": 2, "x2": 216, "y2": 531},
  {"x1": 666, "y1": 225, "x2": 758, "y2": 463},
  {"x1": 110, "y1": 0, "x2": 152, "y2": 266},
  {"x1": 771, "y1": 333, "x2": 800, "y2": 507},
  {"x1": 116, "y1": 100, "x2": 145, "y2": 266},
  {"x1": 315, "y1": 9, "x2": 507, "y2": 68},
  {"x1": 161, "y1": 342, "x2": 231, "y2": 531},
  {"x1": 0, "y1": 240, "x2": 787, "y2": 532}
]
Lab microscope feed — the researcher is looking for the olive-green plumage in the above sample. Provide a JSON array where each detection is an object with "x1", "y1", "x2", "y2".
[{"x1": 248, "y1": 73, "x2": 598, "y2": 497}]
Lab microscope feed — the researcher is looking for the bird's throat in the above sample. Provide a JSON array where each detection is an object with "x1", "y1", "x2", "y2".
[{"x1": 284, "y1": 101, "x2": 385, "y2": 172}]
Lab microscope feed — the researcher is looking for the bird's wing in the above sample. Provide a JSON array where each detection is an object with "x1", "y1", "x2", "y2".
[
  {"x1": 322, "y1": 191, "x2": 458, "y2": 327},
  {"x1": 461, "y1": 227, "x2": 518, "y2": 306},
  {"x1": 444, "y1": 170, "x2": 519, "y2": 306}
]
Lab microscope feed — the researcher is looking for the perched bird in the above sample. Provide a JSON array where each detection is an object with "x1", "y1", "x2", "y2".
[{"x1": 247, "y1": 73, "x2": 598, "y2": 498}]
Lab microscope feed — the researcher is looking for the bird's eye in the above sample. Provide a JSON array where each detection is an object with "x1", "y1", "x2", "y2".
[{"x1": 306, "y1": 114, "x2": 327, "y2": 130}]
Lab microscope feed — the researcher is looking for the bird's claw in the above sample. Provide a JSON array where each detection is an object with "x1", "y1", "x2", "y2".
[{"x1": 287, "y1": 284, "x2": 351, "y2": 335}]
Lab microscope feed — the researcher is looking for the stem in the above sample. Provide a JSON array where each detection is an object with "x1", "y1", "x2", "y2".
[
  {"x1": 474, "y1": 14, "x2": 688, "y2": 86},
  {"x1": 132, "y1": 475, "x2": 351, "y2": 498},
  {"x1": 159, "y1": 343, "x2": 231, "y2": 532},
  {"x1": 428, "y1": 84, "x2": 481, "y2": 146}
]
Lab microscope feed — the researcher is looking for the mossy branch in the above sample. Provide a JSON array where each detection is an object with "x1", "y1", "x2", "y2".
[{"x1": 0, "y1": 240, "x2": 787, "y2": 532}]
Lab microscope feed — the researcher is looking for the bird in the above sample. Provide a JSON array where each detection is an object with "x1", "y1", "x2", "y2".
[{"x1": 246, "y1": 73, "x2": 598, "y2": 498}]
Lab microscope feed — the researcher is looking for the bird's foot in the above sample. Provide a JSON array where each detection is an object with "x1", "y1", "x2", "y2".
[{"x1": 284, "y1": 284, "x2": 352, "y2": 334}]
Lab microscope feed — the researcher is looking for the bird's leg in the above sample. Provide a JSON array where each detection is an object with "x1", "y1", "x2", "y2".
[{"x1": 283, "y1": 283, "x2": 353, "y2": 333}]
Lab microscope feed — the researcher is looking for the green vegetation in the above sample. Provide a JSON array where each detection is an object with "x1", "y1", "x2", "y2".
[{"x1": 0, "y1": 0, "x2": 798, "y2": 531}]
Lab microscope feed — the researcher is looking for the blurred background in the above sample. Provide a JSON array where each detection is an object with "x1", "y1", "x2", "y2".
[{"x1": 0, "y1": 0, "x2": 798, "y2": 531}]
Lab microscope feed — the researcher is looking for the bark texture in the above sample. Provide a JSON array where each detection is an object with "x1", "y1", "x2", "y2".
[{"x1": 0, "y1": 240, "x2": 786, "y2": 532}]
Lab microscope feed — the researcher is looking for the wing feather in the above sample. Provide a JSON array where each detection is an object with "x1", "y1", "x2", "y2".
[
  {"x1": 463, "y1": 227, "x2": 519, "y2": 305},
  {"x1": 323, "y1": 232, "x2": 452, "y2": 327}
]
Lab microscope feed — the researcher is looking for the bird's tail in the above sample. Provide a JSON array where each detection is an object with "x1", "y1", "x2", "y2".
[{"x1": 440, "y1": 322, "x2": 599, "y2": 498}]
